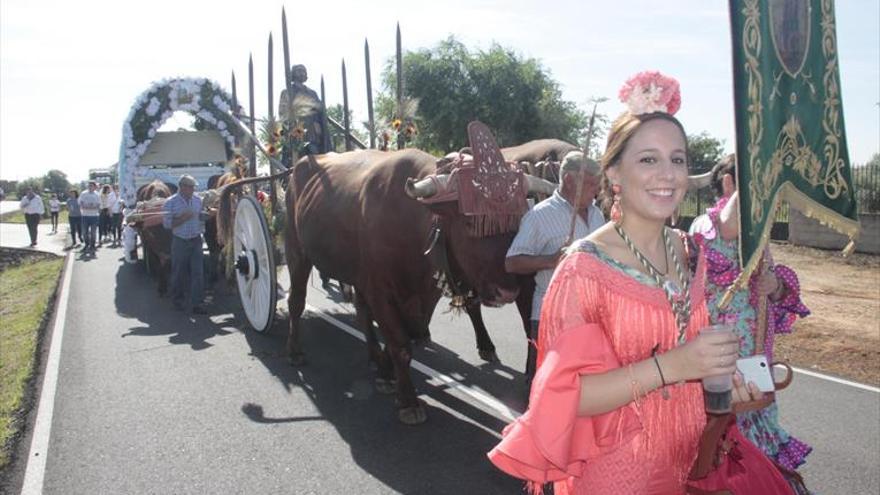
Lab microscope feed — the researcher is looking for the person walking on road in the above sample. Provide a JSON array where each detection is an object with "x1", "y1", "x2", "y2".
[
  {"x1": 19, "y1": 187, "x2": 45, "y2": 247},
  {"x1": 163, "y1": 174, "x2": 207, "y2": 315},
  {"x1": 504, "y1": 150, "x2": 605, "y2": 382},
  {"x1": 98, "y1": 184, "x2": 112, "y2": 245},
  {"x1": 79, "y1": 181, "x2": 101, "y2": 253},
  {"x1": 110, "y1": 185, "x2": 123, "y2": 247},
  {"x1": 66, "y1": 189, "x2": 83, "y2": 246},
  {"x1": 49, "y1": 194, "x2": 61, "y2": 233}
]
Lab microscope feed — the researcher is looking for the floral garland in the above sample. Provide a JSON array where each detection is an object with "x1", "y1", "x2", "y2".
[{"x1": 118, "y1": 77, "x2": 239, "y2": 206}]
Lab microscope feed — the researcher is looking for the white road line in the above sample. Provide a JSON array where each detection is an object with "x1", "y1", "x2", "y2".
[
  {"x1": 792, "y1": 366, "x2": 880, "y2": 393},
  {"x1": 21, "y1": 253, "x2": 74, "y2": 495},
  {"x1": 305, "y1": 304, "x2": 523, "y2": 422}
]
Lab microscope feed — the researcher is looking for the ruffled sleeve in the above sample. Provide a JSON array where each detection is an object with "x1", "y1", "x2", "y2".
[
  {"x1": 487, "y1": 252, "x2": 641, "y2": 483},
  {"x1": 764, "y1": 264, "x2": 810, "y2": 335}
]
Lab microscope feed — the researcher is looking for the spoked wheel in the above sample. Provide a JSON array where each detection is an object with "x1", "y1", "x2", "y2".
[{"x1": 233, "y1": 195, "x2": 277, "y2": 332}]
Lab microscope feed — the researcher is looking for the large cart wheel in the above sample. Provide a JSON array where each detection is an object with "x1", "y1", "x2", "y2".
[{"x1": 233, "y1": 195, "x2": 277, "y2": 332}]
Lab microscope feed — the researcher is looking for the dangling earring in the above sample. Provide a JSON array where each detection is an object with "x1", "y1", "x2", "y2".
[
  {"x1": 670, "y1": 206, "x2": 679, "y2": 227},
  {"x1": 610, "y1": 184, "x2": 623, "y2": 224}
]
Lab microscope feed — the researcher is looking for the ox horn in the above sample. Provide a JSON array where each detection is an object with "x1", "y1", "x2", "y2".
[
  {"x1": 688, "y1": 171, "x2": 713, "y2": 190},
  {"x1": 525, "y1": 175, "x2": 557, "y2": 196},
  {"x1": 405, "y1": 175, "x2": 449, "y2": 199}
]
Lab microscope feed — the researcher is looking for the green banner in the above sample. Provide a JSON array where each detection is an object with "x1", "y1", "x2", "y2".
[{"x1": 729, "y1": 0, "x2": 860, "y2": 277}]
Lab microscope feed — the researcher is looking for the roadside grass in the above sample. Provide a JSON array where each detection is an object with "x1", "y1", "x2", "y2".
[
  {"x1": 0, "y1": 209, "x2": 69, "y2": 225},
  {"x1": 0, "y1": 255, "x2": 64, "y2": 470}
]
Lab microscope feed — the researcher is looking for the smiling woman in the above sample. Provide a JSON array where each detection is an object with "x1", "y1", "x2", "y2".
[{"x1": 488, "y1": 71, "x2": 793, "y2": 494}]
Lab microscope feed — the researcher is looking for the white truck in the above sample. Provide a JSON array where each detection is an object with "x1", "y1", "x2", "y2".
[{"x1": 122, "y1": 130, "x2": 228, "y2": 202}]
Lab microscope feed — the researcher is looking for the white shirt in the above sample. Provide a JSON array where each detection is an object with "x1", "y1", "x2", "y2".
[
  {"x1": 78, "y1": 191, "x2": 101, "y2": 217},
  {"x1": 506, "y1": 190, "x2": 606, "y2": 317},
  {"x1": 108, "y1": 192, "x2": 123, "y2": 214},
  {"x1": 49, "y1": 199, "x2": 61, "y2": 212},
  {"x1": 19, "y1": 195, "x2": 45, "y2": 215}
]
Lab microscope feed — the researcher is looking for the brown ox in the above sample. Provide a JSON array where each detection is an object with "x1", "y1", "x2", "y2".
[
  {"x1": 273, "y1": 149, "x2": 552, "y2": 424},
  {"x1": 501, "y1": 138, "x2": 578, "y2": 183},
  {"x1": 133, "y1": 180, "x2": 174, "y2": 295}
]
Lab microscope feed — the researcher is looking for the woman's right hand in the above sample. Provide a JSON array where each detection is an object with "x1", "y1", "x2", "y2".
[{"x1": 662, "y1": 329, "x2": 740, "y2": 383}]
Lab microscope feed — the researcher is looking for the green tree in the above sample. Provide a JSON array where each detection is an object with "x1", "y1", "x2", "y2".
[
  {"x1": 687, "y1": 132, "x2": 726, "y2": 174},
  {"x1": 326, "y1": 104, "x2": 367, "y2": 152},
  {"x1": 376, "y1": 37, "x2": 586, "y2": 153},
  {"x1": 42, "y1": 169, "x2": 72, "y2": 196},
  {"x1": 579, "y1": 97, "x2": 610, "y2": 160}
]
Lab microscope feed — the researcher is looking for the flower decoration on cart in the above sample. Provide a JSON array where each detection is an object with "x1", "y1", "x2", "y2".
[
  {"x1": 118, "y1": 77, "x2": 241, "y2": 206},
  {"x1": 379, "y1": 97, "x2": 420, "y2": 151}
]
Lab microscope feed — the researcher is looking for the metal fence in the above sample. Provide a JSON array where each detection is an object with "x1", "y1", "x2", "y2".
[
  {"x1": 679, "y1": 165, "x2": 880, "y2": 224},
  {"x1": 854, "y1": 165, "x2": 880, "y2": 214}
]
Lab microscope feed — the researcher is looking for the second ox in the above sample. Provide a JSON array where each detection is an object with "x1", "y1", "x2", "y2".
[{"x1": 272, "y1": 147, "x2": 553, "y2": 424}]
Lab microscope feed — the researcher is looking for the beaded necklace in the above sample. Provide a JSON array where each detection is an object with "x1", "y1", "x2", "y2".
[{"x1": 614, "y1": 224, "x2": 692, "y2": 346}]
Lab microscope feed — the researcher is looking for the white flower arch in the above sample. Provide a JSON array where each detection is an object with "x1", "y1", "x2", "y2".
[{"x1": 118, "y1": 77, "x2": 240, "y2": 206}]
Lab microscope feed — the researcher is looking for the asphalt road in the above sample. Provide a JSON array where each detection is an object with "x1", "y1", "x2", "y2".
[{"x1": 4, "y1": 239, "x2": 879, "y2": 494}]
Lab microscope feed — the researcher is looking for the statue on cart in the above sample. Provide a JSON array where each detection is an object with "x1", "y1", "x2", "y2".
[{"x1": 278, "y1": 64, "x2": 332, "y2": 163}]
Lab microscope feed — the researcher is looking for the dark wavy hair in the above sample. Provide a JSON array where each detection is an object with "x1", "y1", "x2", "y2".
[{"x1": 710, "y1": 153, "x2": 737, "y2": 198}]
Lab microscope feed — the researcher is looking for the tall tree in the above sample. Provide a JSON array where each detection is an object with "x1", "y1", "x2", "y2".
[
  {"x1": 376, "y1": 37, "x2": 586, "y2": 153},
  {"x1": 42, "y1": 169, "x2": 72, "y2": 196},
  {"x1": 687, "y1": 132, "x2": 726, "y2": 174}
]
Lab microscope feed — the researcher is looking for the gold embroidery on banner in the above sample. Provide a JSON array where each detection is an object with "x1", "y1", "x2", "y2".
[
  {"x1": 769, "y1": 117, "x2": 823, "y2": 188},
  {"x1": 820, "y1": 0, "x2": 849, "y2": 200},
  {"x1": 743, "y1": 0, "x2": 766, "y2": 225}
]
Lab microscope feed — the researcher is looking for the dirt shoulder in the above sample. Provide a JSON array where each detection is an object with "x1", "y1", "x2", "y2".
[{"x1": 771, "y1": 242, "x2": 880, "y2": 387}]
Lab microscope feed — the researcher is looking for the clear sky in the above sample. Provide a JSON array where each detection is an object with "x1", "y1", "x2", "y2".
[{"x1": 1, "y1": 0, "x2": 877, "y2": 182}]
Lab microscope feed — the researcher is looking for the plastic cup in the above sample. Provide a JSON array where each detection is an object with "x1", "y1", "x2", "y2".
[{"x1": 701, "y1": 323, "x2": 735, "y2": 414}]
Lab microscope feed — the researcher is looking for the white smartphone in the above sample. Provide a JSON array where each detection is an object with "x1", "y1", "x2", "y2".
[{"x1": 736, "y1": 355, "x2": 775, "y2": 392}]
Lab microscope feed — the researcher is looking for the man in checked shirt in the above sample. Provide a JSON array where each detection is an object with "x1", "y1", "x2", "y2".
[{"x1": 163, "y1": 175, "x2": 208, "y2": 314}]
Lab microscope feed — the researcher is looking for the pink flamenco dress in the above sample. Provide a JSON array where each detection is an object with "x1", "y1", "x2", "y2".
[
  {"x1": 489, "y1": 239, "x2": 708, "y2": 494},
  {"x1": 488, "y1": 238, "x2": 795, "y2": 495}
]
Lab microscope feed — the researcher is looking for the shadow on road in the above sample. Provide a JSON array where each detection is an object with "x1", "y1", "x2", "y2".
[
  {"x1": 113, "y1": 259, "x2": 234, "y2": 351},
  {"x1": 236, "y1": 308, "x2": 524, "y2": 494}
]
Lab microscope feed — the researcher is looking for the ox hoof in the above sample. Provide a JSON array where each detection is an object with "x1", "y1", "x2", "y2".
[
  {"x1": 374, "y1": 377, "x2": 397, "y2": 395},
  {"x1": 288, "y1": 353, "x2": 306, "y2": 366},
  {"x1": 478, "y1": 349, "x2": 500, "y2": 363},
  {"x1": 398, "y1": 403, "x2": 428, "y2": 425}
]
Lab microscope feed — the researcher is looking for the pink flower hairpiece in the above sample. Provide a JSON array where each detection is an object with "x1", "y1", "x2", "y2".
[{"x1": 618, "y1": 70, "x2": 681, "y2": 116}]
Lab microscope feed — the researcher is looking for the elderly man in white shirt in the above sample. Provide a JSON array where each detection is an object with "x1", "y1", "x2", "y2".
[
  {"x1": 19, "y1": 187, "x2": 46, "y2": 247},
  {"x1": 504, "y1": 151, "x2": 605, "y2": 381}
]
